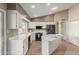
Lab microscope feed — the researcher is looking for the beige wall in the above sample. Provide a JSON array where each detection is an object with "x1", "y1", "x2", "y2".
[
  {"x1": 32, "y1": 10, "x2": 68, "y2": 22},
  {"x1": 16, "y1": 4, "x2": 31, "y2": 20},
  {"x1": 54, "y1": 10, "x2": 68, "y2": 22},
  {"x1": 0, "y1": 3, "x2": 7, "y2": 30},
  {"x1": 7, "y1": 3, "x2": 31, "y2": 20},
  {"x1": 31, "y1": 14, "x2": 54, "y2": 22},
  {"x1": 0, "y1": 3, "x2": 7, "y2": 54},
  {"x1": 7, "y1": 3, "x2": 16, "y2": 10},
  {"x1": 0, "y1": 3, "x2": 7, "y2": 10},
  {"x1": 54, "y1": 10, "x2": 68, "y2": 34},
  {"x1": 69, "y1": 4, "x2": 79, "y2": 21}
]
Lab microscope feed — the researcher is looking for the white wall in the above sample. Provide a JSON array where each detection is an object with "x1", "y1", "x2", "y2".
[
  {"x1": 67, "y1": 4, "x2": 79, "y2": 47},
  {"x1": 68, "y1": 21, "x2": 79, "y2": 47}
]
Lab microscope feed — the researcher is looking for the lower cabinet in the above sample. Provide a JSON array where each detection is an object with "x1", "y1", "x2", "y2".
[
  {"x1": 23, "y1": 39, "x2": 28, "y2": 54},
  {"x1": 8, "y1": 39, "x2": 28, "y2": 55}
]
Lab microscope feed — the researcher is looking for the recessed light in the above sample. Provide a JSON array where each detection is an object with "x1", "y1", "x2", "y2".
[
  {"x1": 31, "y1": 5, "x2": 36, "y2": 8},
  {"x1": 47, "y1": 3, "x2": 51, "y2": 6},
  {"x1": 49, "y1": 12, "x2": 52, "y2": 14},
  {"x1": 51, "y1": 7, "x2": 58, "y2": 10}
]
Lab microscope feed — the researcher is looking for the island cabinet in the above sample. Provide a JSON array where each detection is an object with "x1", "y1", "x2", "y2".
[{"x1": 8, "y1": 10, "x2": 23, "y2": 29}]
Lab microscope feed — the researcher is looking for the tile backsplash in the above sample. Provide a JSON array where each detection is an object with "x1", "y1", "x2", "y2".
[{"x1": 7, "y1": 29, "x2": 18, "y2": 37}]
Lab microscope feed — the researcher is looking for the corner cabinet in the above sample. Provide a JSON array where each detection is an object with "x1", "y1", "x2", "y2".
[{"x1": 8, "y1": 10, "x2": 22, "y2": 29}]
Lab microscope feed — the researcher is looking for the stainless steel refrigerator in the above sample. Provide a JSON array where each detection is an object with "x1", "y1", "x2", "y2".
[{"x1": 46, "y1": 25, "x2": 56, "y2": 34}]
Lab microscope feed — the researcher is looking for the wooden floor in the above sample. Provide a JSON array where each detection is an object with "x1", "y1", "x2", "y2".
[
  {"x1": 52, "y1": 40, "x2": 79, "y2": 55},
  {"x1": 27, "y1": 41, "x2": 41, "y2": 55},
  {"x1": 27, "y1": 40, "x2": 79, "y2": 55}
]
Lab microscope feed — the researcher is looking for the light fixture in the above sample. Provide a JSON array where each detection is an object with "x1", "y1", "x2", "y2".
[
  {"x1": 51, "y1": 7, "x2": 58, "y2": 10},
  {"x1": 47, "y1": 3, "x2": 51, "y2": 6},
  {"x1": 49, "y1": 12, "x2": 52, "y2": 14},
  {"x1": 31, "y1": 5, "x2": 36, "y2": 8}
]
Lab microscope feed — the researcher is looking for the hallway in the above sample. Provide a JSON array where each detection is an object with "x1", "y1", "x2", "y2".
[{"x1": 27, "y1": 40, "x2": 79, "y2": 55}]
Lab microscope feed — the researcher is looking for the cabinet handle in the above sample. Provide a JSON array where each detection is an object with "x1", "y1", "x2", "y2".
[
  {"x1": 16, "y1": 13, "x2": 17, "y2": 28},
  {"x1": 16, "y1": 25, "x2": 17, "y2": 27}
]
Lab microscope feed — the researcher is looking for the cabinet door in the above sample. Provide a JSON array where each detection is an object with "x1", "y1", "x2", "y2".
[
  {"x1": 23, "y1": 39, "x2": 28, "y2": 55},
  {"x1": 8, "y1": 10, "x2": 17, "y2": 29},
  {"x1": 8, "y1": 10, "x2": 22, "y2": 29},
  {"x1": 16, "y1": 12, "x2": 22, "y2": 29}
]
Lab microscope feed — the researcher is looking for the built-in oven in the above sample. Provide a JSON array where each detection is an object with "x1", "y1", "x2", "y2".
[
  {"x1": 36, "y1": 26, "x2": 42, "y2": 29},
  {"x1": 35, "y1": 33, "x2": 42, "y2": 41},
  {"x1": 46, "y1": 25, "x2": 56, "y2": 34}
]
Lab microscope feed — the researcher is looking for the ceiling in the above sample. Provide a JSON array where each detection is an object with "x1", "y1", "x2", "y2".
[{"x1": 20, "y1": 3, "x2": 75, "y2": 18}]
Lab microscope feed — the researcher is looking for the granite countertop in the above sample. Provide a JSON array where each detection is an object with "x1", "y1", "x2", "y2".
[
  {"x1": 42, "y1": 34, "x2": 62, "y2": 41},
  {"x1": 8, "y1": 32, "x2": 32, "y2": 40}
]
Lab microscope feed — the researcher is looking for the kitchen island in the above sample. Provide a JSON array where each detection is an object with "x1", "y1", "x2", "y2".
[{"x1": 42, "y1": 34, "x2": 61, "y2": 55}]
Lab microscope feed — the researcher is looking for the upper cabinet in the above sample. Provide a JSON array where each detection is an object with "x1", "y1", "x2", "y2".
[
  {"x1": 29, "y1": 22, "x2": 56, "y2": 29},
  {"x1": 8, "y1": 10, "x2": 30, "y2": 29},
  {"x1": 8, "y1": 10, "x2": 23, "y2": 29}
]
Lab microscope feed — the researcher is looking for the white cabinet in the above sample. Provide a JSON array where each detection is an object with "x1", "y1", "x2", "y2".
[
  {"x1": 42, "y1": 35, "x2": 60, "y2": 55},
  {"x1": 8, "y1": 10, "x2": 22, "y2": 29},
  {"x1": 29, "y1": 22, "x2": 55, "y2": 29},
  {"x1": 8, "y1": 35, "x2": 28, "y2": 55},
  {"x1": 23, "y1": 38, "x2": 28, "y2": 54},
  {"x1": 8, "y1": 40, "x2": 23, "y2": 55}
]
